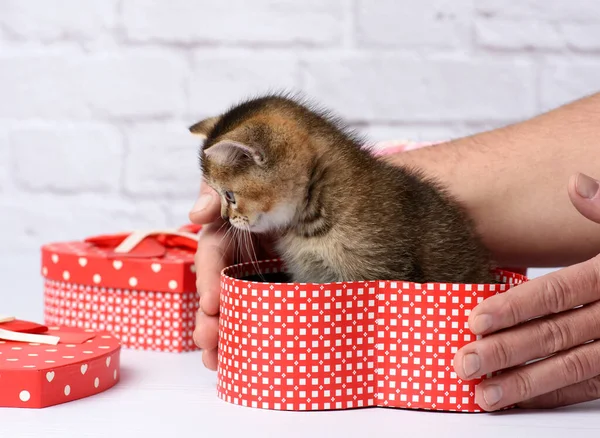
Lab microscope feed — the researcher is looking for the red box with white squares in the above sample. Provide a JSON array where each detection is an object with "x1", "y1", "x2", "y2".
[
  {"x1": 217, "y1": 259, "x2": 527, "y2": 412},
  {"x1": 41, "y1": 225, "x2": 201, "y2": 353}
]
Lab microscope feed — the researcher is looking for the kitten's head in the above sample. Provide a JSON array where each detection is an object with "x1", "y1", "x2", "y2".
[{"x1": 190, "y1": 96, "x2": 319, "y2": 233}]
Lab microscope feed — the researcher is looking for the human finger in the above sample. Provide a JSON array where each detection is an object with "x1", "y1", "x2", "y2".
[
  {"x1": 465, "y1": 256, "x2": 600, "y2": 336},
  {"x1": 454, "y1": 300, "x2": 600, "y2": 380},
  {"x1": 568, "y1": 172, "x2": 600, "y2": 224},
  {"x1": 518, "y1": 374, "x2": 600, "y2": 409},
  {"x1": 193, "y1": 309, "x2": 219, "y2": 351},
  {"x1": 189, "y1": 180, "x2": 221, "y2": 225},
  {"x1": 202, "y1": 348, "x2": 219, "y2": 371},
  {"x1": 473, "y1": 339, "x2": 600, "y2": 411},
  {"x1": 195, "y1": 220, "x2": 233, "y2": 316}
]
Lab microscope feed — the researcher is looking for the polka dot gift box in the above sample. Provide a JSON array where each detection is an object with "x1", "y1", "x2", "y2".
[
  {"x1": 41, "y1": 224, "x2": 202, "y2": 353},
  {"x1": 0, "y1": 316, "x2": 120, "y2": 408},
  {"x1": 216, "y1": 259, "x2": 528, "y2": 413}
]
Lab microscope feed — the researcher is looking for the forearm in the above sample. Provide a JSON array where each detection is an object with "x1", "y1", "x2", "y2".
[{"x1": 386, "y1": 92, "x2": 600, "y2": 268}]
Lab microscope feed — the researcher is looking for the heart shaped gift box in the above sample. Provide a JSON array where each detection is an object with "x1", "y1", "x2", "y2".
[
  {"x1": 0, "y1": 318, "x2": 120, "y2": 408},
  {"x1": 216, "y1": 259, "x2": 527, "y2": 413}
]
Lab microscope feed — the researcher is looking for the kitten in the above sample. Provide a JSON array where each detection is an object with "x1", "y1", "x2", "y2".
[{"x1": 190, "y1": 94, "x2": 496, "y2": 284}]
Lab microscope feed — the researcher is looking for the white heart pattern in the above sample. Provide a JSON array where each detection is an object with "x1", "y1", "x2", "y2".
[
  {"x1": 51, "y1": 254, "x2": 59, "y2": 263},
  {"x1": 80, "y1": 364, "x2": 88, "y2": 375},
  {"x1": 113, "y1": 260, "x2": 123, "y2": 270},
  {"x1": 46, "y1": 371, "x2": 55, "y2": 382},
  {"x1": 78, "y1": 257, "x2": 88, "y2": 267},
  {"x1": 106, "y1": 357, "x2": 111, "y2": 367},
  {"x1": 151, "y1": 263, "x2": 162, "y2": 273}
]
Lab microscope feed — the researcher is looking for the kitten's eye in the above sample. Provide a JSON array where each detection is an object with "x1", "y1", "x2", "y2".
[{"x1": 224, "y1": 191, "x2": 236, "y2": 204}]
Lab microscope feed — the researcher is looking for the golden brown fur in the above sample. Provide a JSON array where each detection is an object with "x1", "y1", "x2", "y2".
[{"x1": 191, "y1": 93, "x2": 496, "y2": 284}]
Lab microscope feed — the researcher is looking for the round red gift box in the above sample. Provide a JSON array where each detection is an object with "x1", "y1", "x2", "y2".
[{"x1": 216, "y1": 259, "x2": 527, "y2": 413}]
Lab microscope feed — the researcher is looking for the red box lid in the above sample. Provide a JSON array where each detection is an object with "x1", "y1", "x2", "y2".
[{"x1": 40, "y1": 225, "x2": 201, "y2": 294}]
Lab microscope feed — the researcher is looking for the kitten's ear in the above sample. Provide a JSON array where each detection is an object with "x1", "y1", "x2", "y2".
[
  {"x1": 188, "y1": 116, "x2": 221, "y2": 139},
  {"x1": 204, "y1": 140, "x2": 265, "y2": 167}
]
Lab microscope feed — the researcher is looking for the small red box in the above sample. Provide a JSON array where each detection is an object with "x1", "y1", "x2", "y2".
[
  {"x1": 41, "y1": 225, "x2": 201, "y2": 353},
  {"x1": 217, "y1": 259, "x2": 527, "y2": 413},
  {"x1": 0, "y1": 319, "x2": 120, "y2": 408}
]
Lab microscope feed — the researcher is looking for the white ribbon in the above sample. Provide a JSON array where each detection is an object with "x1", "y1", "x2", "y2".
[
  {"x1": 0, "y1": 328, "x2": 60, "y2": 345},
  {"x1": 0, "y1": 315, "x2": 60, "y2": 345},
  {"x1": 0, "y1": 315, "x2": 15, "y2": 323},
  {"x1": 113, "y1": 228, "x2": 199, "y2": 254}
]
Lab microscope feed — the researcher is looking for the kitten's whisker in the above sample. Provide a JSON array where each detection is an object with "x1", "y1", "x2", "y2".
[
  {"x1": 234, "y1": 227, "x2": 242, "y2": 266},
  {"x1": 219, "y1": 226, "x2": 236, "y2": 265},
  {"x1": 245, "y1": 225, "x2": 265, "y2": 281},
  {"x1": 230, "y1": 227, "x2": 237, "y2": 265},
  {"x1": 241, "y1": 227, "x2": 253, "y2": 274},
  {"x1": 217, "y1": 222, "x2": 234, "y2": 247},
  {"x1": 242, "y1": 229, "x2": 252, "y2": 273},
  {"x1": 243, "y1": 230, "x2": 256, "y2": 269},
  {"x1": 216, "y1": 220, "x2": 229, "y2": 236},
  {"x1": 243, "y1": 229, "x2": 251, "y2": 266}
]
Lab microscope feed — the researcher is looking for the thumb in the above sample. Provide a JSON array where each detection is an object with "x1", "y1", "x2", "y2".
[
  {"x1": 568, "y1": 172, "x2": 600, "y2": 225},
  {"x1": 188, "y1": 180, "x2": 221, "y2": 225}
]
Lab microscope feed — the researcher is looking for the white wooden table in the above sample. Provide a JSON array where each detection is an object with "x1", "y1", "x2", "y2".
[{"x1": 3, "y1": 254, "x2": 599, "y2": 438}]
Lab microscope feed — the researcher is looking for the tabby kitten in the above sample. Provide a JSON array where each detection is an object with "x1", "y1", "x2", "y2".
[{"x1": 190, "y1": 94, "x2": 496, "y2": 284}]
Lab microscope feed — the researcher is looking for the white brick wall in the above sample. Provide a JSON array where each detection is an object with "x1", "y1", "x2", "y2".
[
  {"x1": 1, "y1": 0, "x2": 600, "y2": 266},
  {"x1": 10, "y1": 123, "x2": 123, "y2": 192},
  {"x1": 122, "y1": 0, "x2": 346, "y2": 45},
  {"x1": 355, "y1": 0, "x2": 472, "y2": 49}
]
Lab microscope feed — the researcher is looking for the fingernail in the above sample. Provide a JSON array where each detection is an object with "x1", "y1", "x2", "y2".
[
  {"x1": 462, "y1": 353, "x2": 481, "y2": 378},
  {"x1": 470, "y1": 314, "x2": 493, "y2": 334},
  {"x1": 483, "y1": 385, "x2": 503, "y2": 407},
  {"x1": 192, "y1": 194, "x2": 213, "y2": 213},
  {"x1": 575, "y1": 173, "x2": 599, "y2": 199}
]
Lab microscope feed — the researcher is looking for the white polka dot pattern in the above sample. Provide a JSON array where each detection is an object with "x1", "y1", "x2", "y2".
[
  {"x1": 217, "y1": 259, "x2": 527, "y2": 413},
  {"x1": 43, "y1": 280, "x2": 199, "y2": 353},
  {"x1": 0, "y1": 326, "x2": 120, "y2": 408},
  {"x1": 41, "y1": 237, "x2": 199, "y2": 353},
  {"x1": 41, "y1": 240, "x2": 197, "y2": 294}
]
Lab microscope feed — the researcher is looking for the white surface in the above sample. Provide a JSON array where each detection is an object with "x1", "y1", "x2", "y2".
[
  {"x1": 2, "y1": 256, "x2": 600, "y2": 438},
  {"x1": 4, "y1": 349, "x2": 600, "y2": 438}
]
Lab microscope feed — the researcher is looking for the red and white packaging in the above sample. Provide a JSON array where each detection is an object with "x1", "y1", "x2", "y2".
[
  {"x1": 0, "y1": 317, "x2": 120, "y2": 408},
  {"x1": 217, "y1": 259, "x2": 528, "y2": 413},
  {"x1": 41, "y1": 225, "x2": 202, "y2": 353}
]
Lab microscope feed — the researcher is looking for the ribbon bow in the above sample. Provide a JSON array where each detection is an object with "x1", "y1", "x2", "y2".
[
  {"x1": 84, "y1": 224, "x2": 202, "y2": 259},
  {"x1": 0, "y1": 316, "x2": 60, "y2": 345},
  {"x1": 0, "y1": 316, "x2": 99, "y2": 345}
]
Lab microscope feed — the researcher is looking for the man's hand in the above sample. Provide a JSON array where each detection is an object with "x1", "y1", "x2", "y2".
[
  {"x1": 188, "y1": 182, "x2": 223, "y2": 370},
  {"x1": 454, "y1": 172, "x2": 600, "y2": 410},
  {"x1": 189, "y1": 181, "x2": 276, "y2": 370}
]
